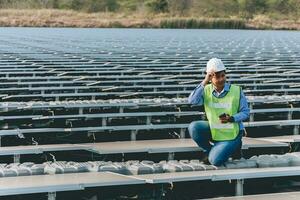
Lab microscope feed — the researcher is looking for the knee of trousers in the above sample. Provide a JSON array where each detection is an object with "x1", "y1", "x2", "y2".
[
  {"x1": 188, "y1": 121, "x2": 208, "y2": 140},
  {"x1": 188, "y1": 121, "x2": 200, "y2": 139}
]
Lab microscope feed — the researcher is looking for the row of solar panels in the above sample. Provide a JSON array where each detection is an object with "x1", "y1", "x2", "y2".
[
  {"x1": 1, "y1": 152, "x2": 300, "y2": 177},
  {"x1": 1, "y1": 161, "x2": 300, "y2": 198}
]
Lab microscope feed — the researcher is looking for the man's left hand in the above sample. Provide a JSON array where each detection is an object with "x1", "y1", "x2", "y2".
[{"x1": 219, "y1": 114, "x2": 234, "y2": 123}]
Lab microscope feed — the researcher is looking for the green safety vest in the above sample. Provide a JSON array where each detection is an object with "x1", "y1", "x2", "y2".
[{"x1": 203, "y1": 84, "x2": 241, "y2": 141}]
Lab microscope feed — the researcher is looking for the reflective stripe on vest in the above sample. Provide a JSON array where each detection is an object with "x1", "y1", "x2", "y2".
[{"x1": 204, "y1": 84, "x2": 241, "y2": 141}]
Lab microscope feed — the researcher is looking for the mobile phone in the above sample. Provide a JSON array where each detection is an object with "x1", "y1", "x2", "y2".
[{"x1": 219, "y1": 113, "x2": 227, "y2": 118}]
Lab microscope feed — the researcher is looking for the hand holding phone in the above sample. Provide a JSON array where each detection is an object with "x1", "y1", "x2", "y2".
[
  {"x1": 219, "y1": 113, "x2": 232, "y2": 123},
  {"x1": 219, "y1": 113, "x2": 227, "y2": 119}
]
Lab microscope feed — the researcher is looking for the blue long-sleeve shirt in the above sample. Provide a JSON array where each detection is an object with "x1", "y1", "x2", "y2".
[{"x1": 188, "y1": 82, "x2": 250, "y2": 130}]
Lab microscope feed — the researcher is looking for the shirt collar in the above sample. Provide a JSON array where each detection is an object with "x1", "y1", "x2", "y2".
[{"x1": 212, "y1": 83, "x2": 230, "y2": 94}]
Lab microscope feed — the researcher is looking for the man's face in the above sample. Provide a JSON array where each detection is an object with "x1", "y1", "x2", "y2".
[{"x1": 211, "y1": 70, "x2": 226, "y2": 88}]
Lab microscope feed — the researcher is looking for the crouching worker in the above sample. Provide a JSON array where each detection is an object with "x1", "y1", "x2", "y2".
[{"x1": 188, "y1": 58, "x2": 250, "y2": 166}]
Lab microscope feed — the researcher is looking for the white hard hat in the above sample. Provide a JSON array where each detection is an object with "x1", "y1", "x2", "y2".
[{"x1": 206, "y1": 58, "x2": 226, "y2": 73}]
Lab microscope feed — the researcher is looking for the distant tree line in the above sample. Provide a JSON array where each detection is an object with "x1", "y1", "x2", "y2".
[{"x1": 0, "y1": 0, "x2": 299, "y2": 18}]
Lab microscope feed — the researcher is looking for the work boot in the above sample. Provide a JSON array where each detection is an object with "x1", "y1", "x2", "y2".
[{"x1": 201, "y1": 155, "x2": 211, "y2": 165}]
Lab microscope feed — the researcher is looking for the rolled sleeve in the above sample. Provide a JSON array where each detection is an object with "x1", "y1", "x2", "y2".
[{"x1": 188, "y1": 83, "x2": 205, "y2": 105}]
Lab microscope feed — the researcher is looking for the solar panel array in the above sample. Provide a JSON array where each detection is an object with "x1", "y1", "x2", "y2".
[{"x1": 0, "y1": 28, "x2": 300, "y2": 199}]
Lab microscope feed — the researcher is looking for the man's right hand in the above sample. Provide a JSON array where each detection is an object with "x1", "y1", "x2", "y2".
[{"x1": 202, "y1": 72, "x2": 214, "y2": 86}]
